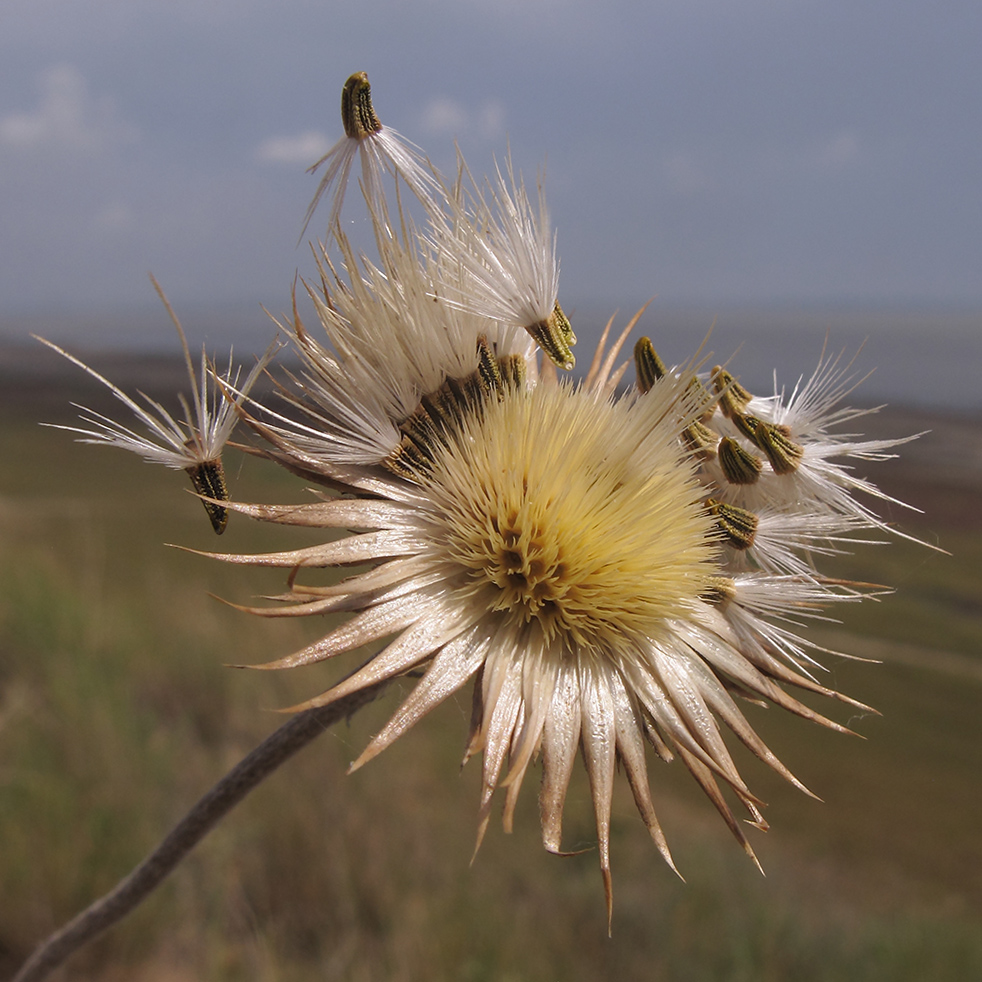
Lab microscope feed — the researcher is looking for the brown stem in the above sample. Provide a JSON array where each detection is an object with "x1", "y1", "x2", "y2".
[{"x1": 10, "y1": 682, "x2": 387, "y2": 982}]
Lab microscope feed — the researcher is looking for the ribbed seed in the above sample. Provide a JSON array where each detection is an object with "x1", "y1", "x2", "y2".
[
  {"x1": 498, "y1": 353, "x2": 527, "y2": 389},
  {"x1": 713, "y1": 367, "x2": 753, "y2": 419},
  {"x1": 731, "y1": 412, "x2": 761, "y2": 442},
  {"x1": 756, "y1": 422, "x2": 805, "y2": 475},
  {"x1": 554, "y1": 301, "x2": 576, "y2": 346},
  {"x1": 706, "y1": 498, "x2": 759, "y2": 550},
  {"x1": 528, "y1": 301, "x2": 576, "y2": 370},
  {"x1": 444, "y1": 372, "x2": 484, "y2": 416},
  {"x1": 341, "y1": 72, "x2": 383, "y2": 140},
  {"x1": 186, "y1": 459, "x2": 229, "y2": 534},
  {"x1": 384, "y1": 338, "x2": 524, "y2": 479},
  {"x1": 702, "y1": 575, "x2": 737, "y2": 606},
  {"x1": 420, "y1": 386, "x2": 465, "y2": 433},
  {"x1": 634, "y1": 337, "x2": 667, "y2": 393},
  {"x1": 687, "y1": 377, "x2": 716, "y2": 422},
  {"x1": 718, "y1": 436, "x2": 763, "y2": 485},
  {"x1": 476, "y1": 335, "x2": 504, "y2": 393},
  {"x1": 683, "y1": 419, "x2": 719, "y2": 459}
]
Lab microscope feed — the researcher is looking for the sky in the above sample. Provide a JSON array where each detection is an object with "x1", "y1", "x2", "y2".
[{"x1": 1, "y1": 0, "x2": 980, "y2": 350}]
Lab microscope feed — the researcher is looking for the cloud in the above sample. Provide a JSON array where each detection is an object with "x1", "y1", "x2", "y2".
[
  {"x1": 0, "y1": 64, "x2": 137, "y2": 154},
  {"x1": 476, "y1": 101, "x2": 506, "y2": 141},
  {"x1": 814, "y1": 129, "x2": 861, "y2": 170},
  {"x1": 421, "y1": 97, "x2": 469, "y2": 134},
  {"x1": 254, "y1": 130, "x2": 333, "y2": 165},
  {"x1": 663, "y1": 151, "x2": 717, "y2": 195},
  {"x1": 91, "y1": 201, "x2": 135, "y2": 234},
  {"x1": 420, "y1": 97, "x2": 506, "y2": 141}
]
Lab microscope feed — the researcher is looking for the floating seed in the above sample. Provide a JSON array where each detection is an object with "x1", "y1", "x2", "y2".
[{"x1": 341, "y1": 72, "x2": 383, "y2": 140}]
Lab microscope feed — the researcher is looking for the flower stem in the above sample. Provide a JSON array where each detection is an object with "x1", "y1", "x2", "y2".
[{"x1": 11, "y1": 682, "x2": 388, "y2": 982}]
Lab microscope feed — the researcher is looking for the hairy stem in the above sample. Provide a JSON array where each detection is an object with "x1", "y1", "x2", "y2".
[{"x1": 11, "y1": 682, "x2": 387, "y2": 982}]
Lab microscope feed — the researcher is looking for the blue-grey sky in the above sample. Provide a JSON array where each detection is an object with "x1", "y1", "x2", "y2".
[{"x1": 2, "y1": 0, "x2": 980, "y2": 332}]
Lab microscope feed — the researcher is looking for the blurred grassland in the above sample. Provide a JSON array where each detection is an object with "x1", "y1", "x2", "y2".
[{"x1": 2, "y1": 379, "x2": 982, "y2": 981}]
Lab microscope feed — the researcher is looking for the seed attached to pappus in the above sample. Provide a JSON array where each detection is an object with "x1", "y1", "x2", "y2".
[{"x1": 186, "y1": 458, "x2": 230, "y2": 534}]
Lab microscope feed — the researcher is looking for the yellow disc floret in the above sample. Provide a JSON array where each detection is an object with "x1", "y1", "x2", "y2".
[{"x1": 427, "y1": 382, "x2": 716, "y2": 650}]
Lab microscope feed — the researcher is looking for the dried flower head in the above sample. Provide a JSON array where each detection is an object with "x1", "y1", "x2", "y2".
[
  {"x1": 38, "y1": 277, "x2": 274, "y2": 533},
  {"x1": 174, "y1": 75, "x2": 922, "y2": 928}
]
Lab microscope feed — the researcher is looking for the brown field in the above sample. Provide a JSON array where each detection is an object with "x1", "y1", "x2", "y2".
[{"x1": 1, "y1": 351, "x2": 981, "y2": 981}]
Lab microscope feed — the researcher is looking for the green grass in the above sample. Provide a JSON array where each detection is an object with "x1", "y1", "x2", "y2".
[{"x1": 2, "y1": 413, "x2": 982, "y2": 981}]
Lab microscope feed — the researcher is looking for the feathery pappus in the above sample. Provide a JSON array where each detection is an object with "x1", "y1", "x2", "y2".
[{"x1": 39, "y1": 276, "x2": 275, "y2": 533}]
